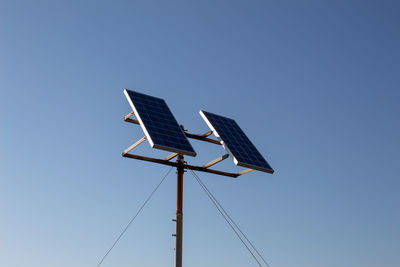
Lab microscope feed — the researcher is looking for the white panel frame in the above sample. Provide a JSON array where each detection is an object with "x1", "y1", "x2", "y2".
[
  {"x1": 124, "y1": 89, "x2": 196, "y2": 157},
  {"x1": 199, "y1": 110, "x2": 273, "y2": 174}
]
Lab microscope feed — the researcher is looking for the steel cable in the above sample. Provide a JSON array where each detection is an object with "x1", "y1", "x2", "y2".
[
  {"x1": 96, "y1": 167, "x2": 173, "y2": 267},
  {"x1": 189, "y1": 168, "x2": 271, "y2": 267}
]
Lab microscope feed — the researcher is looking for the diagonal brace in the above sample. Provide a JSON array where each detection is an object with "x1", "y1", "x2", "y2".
[
  {"x1": 237, "y1": 168, "x2": 254, "y2": 176},
  {"x1": 203, "y1": 154, "x2": 230, "y2": 168},
  {"x1": 164, "y1": 152, "x2": 179, "y2": 161},
  {"x1": 124, "y1": 111, "x2": 140, "y2": 125},
  {"x1": 122, "y1": 136, "x2": 147, "y2": 155}
]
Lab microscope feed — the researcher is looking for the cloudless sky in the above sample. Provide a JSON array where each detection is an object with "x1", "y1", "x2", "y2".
[{"x1": 1, "y1": 0, "x2": 399, "y2": 266}]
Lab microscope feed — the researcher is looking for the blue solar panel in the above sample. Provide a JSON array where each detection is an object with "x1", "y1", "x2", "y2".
[
  {"x1": 200, "y1": 110, "x2": 273, "y2": 173},
  {"x1": 124, "y1": 89, "x2": 196, "y2": 157}
]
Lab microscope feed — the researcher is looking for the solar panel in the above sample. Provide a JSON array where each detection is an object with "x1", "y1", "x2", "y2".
[
  {"x1": 124, "y1": 89, "x2": 196, "y2": 157},
  {"x1": 199, "y1": 110, "x2": 273, "y2": 173}
]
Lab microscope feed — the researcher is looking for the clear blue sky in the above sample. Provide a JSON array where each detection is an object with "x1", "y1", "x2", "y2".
[{"x1": 1, "y1": 0, "x2": 399, "y2": 266}]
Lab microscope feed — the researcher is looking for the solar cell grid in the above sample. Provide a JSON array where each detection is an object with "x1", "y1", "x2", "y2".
[
  {"x1": 200, "y1": 110, "x2": 273, "y2": 173},
  {"x1": 124, "y1": 89, "x2": 196, "y2": 157}
]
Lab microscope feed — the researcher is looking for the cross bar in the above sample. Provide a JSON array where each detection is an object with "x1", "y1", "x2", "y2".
[
  {"x1": 122, "y1": 152, "x2": 179, "y2": 168},
  {"x1": 184, "y1": 132, "x2": 221, "y2": 145},
  {"x1": 124, "y1": 114, "x2": 221, "y2": 145},
  {"x1": 122, "y1": 152, "x2": 238, "y2": 178}
]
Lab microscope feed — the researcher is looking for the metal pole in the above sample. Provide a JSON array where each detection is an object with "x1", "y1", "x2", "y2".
[{"x1": 174, "y1": 154, "x2": 184, "y2": 267}]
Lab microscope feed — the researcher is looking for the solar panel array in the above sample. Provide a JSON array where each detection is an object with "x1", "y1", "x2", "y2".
[
  {"x1": 124, "y1": 89, "x2": 196, "y2": 157},
  {"x1": 200, "y1": 110, "x2": 273, "y2": 173}
]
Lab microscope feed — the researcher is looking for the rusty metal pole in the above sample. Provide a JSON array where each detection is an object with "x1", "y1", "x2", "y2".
[{"x1": 174, "y1": 154, "x2": 184, "y2": 267}]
